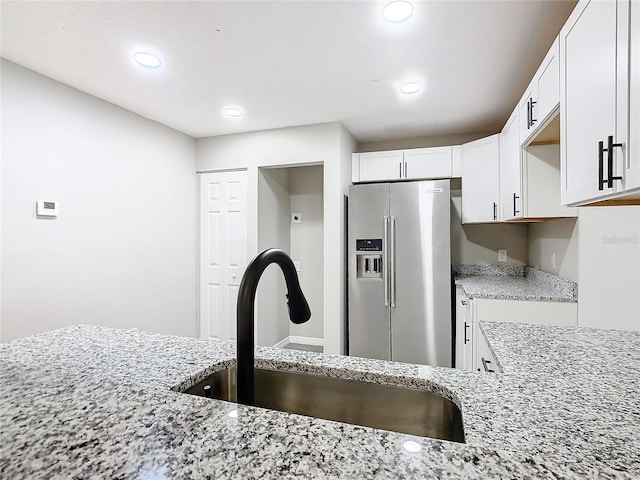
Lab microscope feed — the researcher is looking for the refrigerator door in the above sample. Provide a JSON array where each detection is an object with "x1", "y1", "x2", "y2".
[
  {"x1": 348, "y1": 183, "x2": 391, "y2": 361},
  {"x1": 389, "y1": 180, "x2": 451, "y2": 367}
]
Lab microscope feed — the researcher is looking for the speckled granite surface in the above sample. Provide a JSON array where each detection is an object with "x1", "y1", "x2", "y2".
[
  {"x1": 481, "y1": 321, "x2": 640, "y2": 377},
  {"x1": 2, "y1": 324, "x2": 638, "y2": 478},
  {"x1": 453, "y1": 264, "x2": 578, "y2": 302}
]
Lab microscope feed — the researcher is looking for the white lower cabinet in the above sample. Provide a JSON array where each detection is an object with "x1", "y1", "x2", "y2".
[
  {"x1": 454, "y1": 286, "x2": 473, "y2": 371},
  {"x1": 455, "y1": 294, "x2": 578, "y2": 372},
  {"x1": 473, "y1": 328, "x2": 499, "y2": 373}
]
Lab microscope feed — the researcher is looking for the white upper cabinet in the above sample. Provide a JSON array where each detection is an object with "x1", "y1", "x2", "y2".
[
  {"x1": 403, "y1": 147, "x2": 452, "y2": 180},
  {"x1": 500, "y1": 106, "x2": 522, "y2": 221},
  {"x1": 560, "y1": 0, "x2": 639, "y2": 205},
  {"x1": 462, "y1": 134, "x2": 501, "y2": 224},
  {"x1": 352, "y1": 146, "x2": 454, "y2": 183},
  {"x1": 534, "y1": 37, "x2": 561, "y2": 130},
  {"x1": 519, "y1": 37, "x2": 561, "y2": 146},
  {"x1": 353, "y1": 150, "x2": 403, "y2": 183}
]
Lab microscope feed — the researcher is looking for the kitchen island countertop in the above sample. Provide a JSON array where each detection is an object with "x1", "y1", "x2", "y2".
[{"x1": 1, "y1": 323, "x2": 638, "y2": 479}]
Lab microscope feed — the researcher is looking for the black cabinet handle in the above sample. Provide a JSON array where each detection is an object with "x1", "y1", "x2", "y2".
[
  {"x1": 530, "y1": 98, "x2": 537, "y2": 127},
  {"x1": 513, "y1": 193, "x2": 520, "y2": 216},
  {"x1": 481, "y1": 358, "x2": 495, "y2": 373},
  {"x1": 399, "y1": 162, "x2": 402, "y2": 178},
  {"x1": 599, "y1": 136, "x2": 623, "y2": 190},
  {"x1": 606, "y1": 135, "x2": 623, "y2": 188},
  {"x1": 526, "y1": 99, "x2": 531, "y2": 128},
  {"x1": 599, "y1": 140, "x2": 606, "y2": 190},
  {"x1": 464, "y1": 322, "x2": 470, "y2": 344},
  {"x1": 493, "y1": 202, "x2": 497, "y2": 220}
]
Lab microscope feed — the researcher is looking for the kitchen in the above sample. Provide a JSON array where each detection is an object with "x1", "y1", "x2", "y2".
[{"x1": 1, "y1": 0, "x2": 639, "y2": 478}]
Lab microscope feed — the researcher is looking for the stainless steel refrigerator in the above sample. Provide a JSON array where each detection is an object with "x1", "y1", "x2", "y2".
[{"x1": 348, "y1": 180, "x2": 451, "y2": 367}]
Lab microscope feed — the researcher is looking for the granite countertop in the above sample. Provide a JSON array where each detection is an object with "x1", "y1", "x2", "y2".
[
  {"x1": 2, "y1": 324, "x2": 638, "y2": 479},
  {"x1": 453, "y1": 264, "x2": 578, "y2": 302}
]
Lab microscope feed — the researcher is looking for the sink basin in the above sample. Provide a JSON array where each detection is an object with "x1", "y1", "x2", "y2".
[{"x1": 184, "y1": 367, "x2": 464, "y2": 443}]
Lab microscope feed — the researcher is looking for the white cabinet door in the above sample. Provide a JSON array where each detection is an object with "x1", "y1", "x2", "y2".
[
  {"x1": 200, "y1": 170, "x2": 248, "y2": 341},
  {"x1": 455, "y1": 287, "x2": 473, "y2": 371},
  {"x1": 535, "y1": 36, "x2": 560, "y2": 126},
  {"x1": 627, "y1": 0, "x2": 640, "y2": 193},
  {"x1": 462, "y1": 134, "x2": 501, "y2": 223},
  {"x1": 500, "y1": 107, "x2": 522, "y2": 221},
  {"x1": 560, "y1": 0, "x2": 629, "y2": 205},
  {"x1": 404, "y1": 147, "x2": 452, "y2": 180},
  {"x1": 356, "y1": 150, "x2": 403, "y2": 183}
]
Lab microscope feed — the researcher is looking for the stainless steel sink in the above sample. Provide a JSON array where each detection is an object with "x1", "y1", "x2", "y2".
[{"x1": 184, "y1": 367, "x2": 464, "y2": 443}]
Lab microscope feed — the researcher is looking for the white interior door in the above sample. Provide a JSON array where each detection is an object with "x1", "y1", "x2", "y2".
[{"x1": 200, "y1": 170, "x2": 248, "y2": 340}]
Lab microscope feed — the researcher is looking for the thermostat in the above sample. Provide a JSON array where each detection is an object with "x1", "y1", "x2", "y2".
[{"x1": 37, "y1": 200, "x2": 59, "y2": 217}]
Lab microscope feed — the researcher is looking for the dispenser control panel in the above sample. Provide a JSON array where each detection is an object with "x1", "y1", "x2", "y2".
[
  {"x1": 356, "y1": 239, "x2": 382, "y2": 252},
  {"x1": 356, "y1": 239, "x2": 383, "y2": 279}
]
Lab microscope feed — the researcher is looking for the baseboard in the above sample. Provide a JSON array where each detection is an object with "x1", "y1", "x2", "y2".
[
  {"x1": 272, "y1": 335, "x2": 324, "y2": 348},
  {"x1": 272, "y1": 337, "x2": 290, "y2": 349},
  {"x1": 289, "y1": 335, "x2": 324, "y2": 347}
]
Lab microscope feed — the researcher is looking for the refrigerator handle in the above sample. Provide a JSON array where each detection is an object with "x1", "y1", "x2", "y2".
[
  {"x1": 390, "y1": 216, "x2": 397, "y2": 308},
  {"x1": 383, "y1": 216, "x2": 389, "y2": 306}
]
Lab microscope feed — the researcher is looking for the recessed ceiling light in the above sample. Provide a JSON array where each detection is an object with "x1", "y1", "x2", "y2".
[
  {"x1": 133, "y1": 52, "x2": 161, "y2": 68},
  {"x1": 224, "y1": 107, "x2": 243, "y2": 118},
  {"x1": 400, "y1": 82, "x2": 421, "y2": 94},
  {"x1": 383, "y1": 1, "x2": 413, "y2": 22}
]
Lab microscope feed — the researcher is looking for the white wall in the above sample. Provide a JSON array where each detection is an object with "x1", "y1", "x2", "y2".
[
  {"x1": 256, "y1": 168, "x2": 291, "y2": 346},
  {"x1": 196, "y1": 122, "x2": 353, "y2": 353},
  {"x1": 528, "y1": 217, "x2": 579, "y2": 281},
  {"x1": 577, "y1": 206, "x2": 640, "y2": 331},
  {"x1": 0, "y1": 60, "x2": 198, "y2": 341},
  {"x1": 289, "y1": 165, "x2": 324, "y2": 340}
]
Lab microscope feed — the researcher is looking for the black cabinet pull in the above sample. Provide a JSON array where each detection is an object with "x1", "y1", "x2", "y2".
[
  {"x1": 464, "y1": 322, "x2": 470, "y2": 344},
  {"x1": 530, "y1": 98, "x2": 537, "y2": 127},
  {"x1": 526, "y1": 99, "x2": 531, "y2": 128},
  {"x1": 513, "y1": 193, "x2": 520, "y2": 216},
  {"x1": 599, "y1": 140, "x2": 606, "y2": 190},
  {"x1": 493, "y1": 202, "x2": 497, "y2": 220},
  {"x1": 481, "y1": 358, "x2": 495, "y2": 373},
  {"x1": 399, "y1": 162, "x2": 402, "y2": 178},
  {"x1": 606, "y1": 135, "x2": 623, "y2": 188},
  {"x1": 599, "y1": 136, "x2": 623, "y2": 189}
]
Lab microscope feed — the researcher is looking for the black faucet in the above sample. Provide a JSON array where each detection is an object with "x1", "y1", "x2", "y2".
[{"x1": 236, "y1": 248, "x2": 311, "y2": 405}]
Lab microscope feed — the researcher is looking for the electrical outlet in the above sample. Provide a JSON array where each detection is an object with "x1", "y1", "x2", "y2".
[
  {"x1": 291, "y1": 213, "x2": 302, "y2": 224},
  {"x1": 498, "y1": 250, "x2": 507, "y2": 262},
  {"x1": 293, "y1": 260, "x2": 301, "y2": 272}
]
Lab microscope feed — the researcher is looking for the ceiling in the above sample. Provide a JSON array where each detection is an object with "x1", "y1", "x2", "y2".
[{"x1": 0, "y1": 1, "x2": 577, "y2": 142}]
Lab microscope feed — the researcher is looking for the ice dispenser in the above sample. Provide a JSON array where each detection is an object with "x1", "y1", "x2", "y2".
[{"x1": 356, "y1": 239, "x2": 383, "y2": 279}]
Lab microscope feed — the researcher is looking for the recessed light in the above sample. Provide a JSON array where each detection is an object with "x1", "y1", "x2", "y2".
[
  {"x1": 223, "y1": 107, "x2": 243, "y2": 118},
  {"x1": 403, "y1": 440, "x2": 422, "y2": 453},
  {"x1": 383, "y1": 1, "x2": 413, "y2": 22},
  {"x1": 133, "y1": 53, "x2": 161, "y2": 68},
  {"x1": 400, "y1": 82, "x2": 421, "y2": 94}
]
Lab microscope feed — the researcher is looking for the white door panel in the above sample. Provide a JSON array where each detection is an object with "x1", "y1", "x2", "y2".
[{"x1": 200, "y1": 170, "x2": 247, "y2": 340}]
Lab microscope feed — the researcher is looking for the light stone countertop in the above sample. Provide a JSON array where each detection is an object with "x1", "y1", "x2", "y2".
[
  {"x1": 454, "y1": 265, "x2": 578, "y2": 302},
  {"x1": 1, "y1": 324, "x2": 638, "y2": 479}
]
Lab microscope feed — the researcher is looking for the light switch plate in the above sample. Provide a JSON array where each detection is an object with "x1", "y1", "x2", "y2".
[
  {"x1": 498, "y1": 249, "x2": 507, "y2": 262},
  {"x1": 291, "y1": 213, "x2": 302, "y2": 224}
]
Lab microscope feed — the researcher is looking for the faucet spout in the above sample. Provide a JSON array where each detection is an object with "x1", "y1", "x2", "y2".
[{"x1": 236, "y1": 248, "x2": 311, "y2": 405}]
